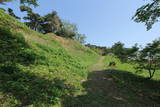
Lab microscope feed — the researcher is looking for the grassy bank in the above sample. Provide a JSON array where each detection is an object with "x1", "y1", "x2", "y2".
[
  {"x1": 0, "y1": 10, "x2": 99, "y2": 107},
  {"x1": 104, "y1": 55, "x2": 160, "y2": 79},
  {"x1": 103, "y1": 56, "x2": 160, "y2": 106}
]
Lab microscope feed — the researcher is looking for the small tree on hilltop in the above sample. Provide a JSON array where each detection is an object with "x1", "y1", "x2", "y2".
[
  {"x1": 22, "y1": 6, "x2": 42, "y2": 31},
  {"x1": 56, "y1": 21, "x2": 77, "y2": 38},
  {"x1": 73, "y1": 33, "x2": 86, "y2": 44},
  {"x1": 135, "y1": 40, "x2": 160, "y2": 79},
  {"x1": 41, "y1": 11, "x2": 62, "y2": 34}
]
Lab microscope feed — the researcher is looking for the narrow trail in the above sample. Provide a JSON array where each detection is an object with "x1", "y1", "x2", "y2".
[
  {"x1": 83, "y1": 56, "x2": 130, "y2": 107},
  {"x1": 89, "y1": 56, "x2": 106, "y2": 71},
  {"x1": 64, "y1": 56, "x2": 160, "y2": 107}
]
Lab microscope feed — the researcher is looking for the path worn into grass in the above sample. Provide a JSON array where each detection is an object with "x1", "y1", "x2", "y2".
[
  {"x1": 64, "y1": 56, "x2": 160, "y2": 107},
  {"x1": 89, "y1": 56, "x2": 106, "y2": 71}
]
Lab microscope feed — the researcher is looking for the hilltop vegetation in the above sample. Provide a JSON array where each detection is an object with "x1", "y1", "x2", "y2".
[{"x1": 0, "y1": 10, "x2": 99, "y2": 106}]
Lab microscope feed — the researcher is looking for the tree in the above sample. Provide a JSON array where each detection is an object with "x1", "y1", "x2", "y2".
[
  {"x1": 56, "y1": 28, "x2": 76, "y2": 38},
  {"x1": 24, "y1": 12, "x2": 42, "y2": 31},
  {"x1": 111, "y1": 42, "x2": 125, "y2": 60},
  {"x1": 61, "y1": 21, "x2": 78, "y2": 33},
  {"x1": 20, "y1": 6, "x2": 42, "y2": 31},
  {"x1": 135, "y1": 40, "x2": 160, "y2": 79},
  {"x1": 20, "y1": 0, "x2": 38, "y2": 7},
  {"x1": 125, "y1": 44, "x2": 139, "y2": 61},
  {"x1": 73, "y1": 33, "x2": 86, "y2": 44},
  {"x1": 0, "y1": 0, "x2": 12, "y2": 4},
  {"x1": 7, "y1": 8, "x2": 21, "y2": 19},
  {"x1": 56, "y1": 21, "x2": 77, "y2": 38},
  {"x1": 56, "y1": 20, "x2": 87, "y2": 42},
  {"x1": 111, "y1": 42, "x2": 139, "y2": 62},
  {"x1": 56, "y1": 21, "x2": 87, "y2": 42},
  {"x1": 20, "y1": 5, "x2": 32, "y2": 12},
  {"x1": 41, "y1": 11, "x2": 62, "y2": 34},
  {"x1": 133, "y1": 0, "x2": 160, "y2": 30},
  {"x1": 22, "y1": 9, "x2": 62, "y2": 34},
  {"x1": 0, "y1": 0, "x2": 38, "y2": 6}
]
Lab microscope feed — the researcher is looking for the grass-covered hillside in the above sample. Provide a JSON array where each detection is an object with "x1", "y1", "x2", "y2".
[
  {"x1": 104, "y1": 56, "x2": 160, "y2": 79},
  {"x1": 0, "y1": 9, "x2": 99, "y2": 107},
  {"x1": 103, "y1": 56, "x2": 160, "y2": 106}
]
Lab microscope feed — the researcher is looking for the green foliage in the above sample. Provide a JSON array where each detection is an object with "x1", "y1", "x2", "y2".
[
  {"x1": 0, "y1": 0, "x2": 38, "y2": 6},
  {"x1": 73, "y1": 33, "x2": 86, "y2": 44},
  {"x1": 21, "y1": 6, "x2": 42, "y2": 31},
  {"x1": 0, "y1": 62, "x2": 20, "y2": 74},
  {"x1": 56, "y1": 28, "x2": 76, "y2": 38},
  {"x1": 85, "y1": 44, "x2": 111, "y2": 55},
  {"x1": 41, "y1": 11, "x2": 62, "y2": 34},
  {"x1": 0, "y1": 0, "x2": 12, "y2": 4},
  {"x1": 111, "y1": 41, "x2": 125, "y2": 58},
  {"x1": 56, "y1": 21, "x2": 77, "y2": 38},
  {"x1": 7, "y1": 8, "x2": 20, "y2": 20},
  {"x1": 104, "y1": 56, "x2": 160, "y2": 105},
  {"x1": 111, "y1": 42, "x2": 139, "y2": 62},
  {"x1": 0, "y1": 26, "x2": 36, "y2": 65},
  {"x1": 56, "y1": 20, "x2": 87, "y2": 43},
  {"x1": 61, "y1": 20, "x2": 78, "y2": 33},
  {"x1": 104, "y1": 56, "x2": 135, "y2": 72},
  {"x1": 0, "y1": 71, "x2": 76, "y2": 106},
  {"x1": 0, "y1": 9, "x2": 30, "y2": 32},
  {"x1": 20, "y1": 5, "x2": 32, "y2": 12},
  {"x1": 133, "y1": 0, "x2": 160, "y2": 30},
  {"x1": 20, "y1": 0, "x2": 38, "y2": 7},
  {"x1": 22, "y1": 9, "x2": 62, "y2": 34},
  {"x1": 104, "y1": 55, "x2": 160, "y2": 80},
  {"x1": 0, "y1": 11, "x2": 100, "y2": 106},
  {"x1": 135, "y1": 40, "x2": 160, "y2": 79}
]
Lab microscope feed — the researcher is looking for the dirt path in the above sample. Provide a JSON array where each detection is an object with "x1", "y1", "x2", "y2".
[
  {"x1": 64, "y1": 56, "x2": 160, "y2": 107},
  {"x1": 88, "y1": 56, "x2": 106, "y2": 71}
]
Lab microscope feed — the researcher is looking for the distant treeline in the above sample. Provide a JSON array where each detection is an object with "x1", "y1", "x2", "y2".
[
  {"x1": 85, "y1": 44, "x2": 111, "y2": 56},
  {"x1": 87, "y1": 40, "x2": 160, "y2": 79}
]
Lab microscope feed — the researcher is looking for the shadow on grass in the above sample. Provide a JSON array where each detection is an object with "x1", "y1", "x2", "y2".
[
  {"x1": 63, "y1": 69, "x2": 160, "y2": 107},
  {"x1": 0, "y1": 70, "x2": 75, "y2": 106},
  {"x1": 0, "y1": 26, "x2": 76, "y2": 106},
  {"x1": 0, "y1": 26, "x2": 48, "y2": 75}
]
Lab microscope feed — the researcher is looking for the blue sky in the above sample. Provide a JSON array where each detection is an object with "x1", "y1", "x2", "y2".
[{"x1": 1, "y1": 0, "x2": 160, "y2": 47}]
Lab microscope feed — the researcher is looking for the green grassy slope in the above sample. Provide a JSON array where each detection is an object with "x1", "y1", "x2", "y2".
[
  {"x1": 103, "y1": 56, "x2": 160, "y2": 106},
  {"x1": 104, "y1": 55, "x2": 160, "y2": 79},
  {"x1": 0, "y1": 9, "x2": 99, "y2": 107},
  {"x1": 48, "y1": 34, "x2": 99, "y2": 66}
]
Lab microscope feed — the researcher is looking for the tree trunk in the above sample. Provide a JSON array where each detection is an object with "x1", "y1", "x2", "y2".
[{"x1": 148, "y1": 69, "x2": 152, "y2": 79}]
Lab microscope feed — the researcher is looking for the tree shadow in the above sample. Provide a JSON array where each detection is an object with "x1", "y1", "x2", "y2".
[
  {"x1": 0, "y1": 26, "x2": 47, "y2": 74},
  {"x1": 63, "y1": 69, "x2": 160, "y2": 107},
  {"x1": 0, "y1": 70, "x2": 75, "y2": 106}
]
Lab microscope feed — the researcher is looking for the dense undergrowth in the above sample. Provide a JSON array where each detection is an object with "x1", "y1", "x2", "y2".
[{"x1": 0, "y1": 9, "x2": 99, "y2": 107}]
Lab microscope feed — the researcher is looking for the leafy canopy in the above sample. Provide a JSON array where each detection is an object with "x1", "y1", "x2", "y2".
[
  {"x1": 133, "y1": 0, "x2": 160, "y2": 30},
  {"x1": 0, "y1": 0, "x2": 38, "y2": 6}
]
